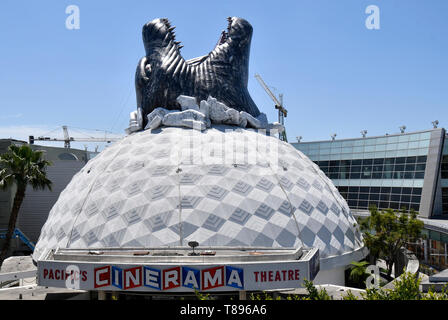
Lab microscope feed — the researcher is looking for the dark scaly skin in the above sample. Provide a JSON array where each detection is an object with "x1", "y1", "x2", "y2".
[{"x1": 135, "y1": 17, "x2": 260, "y2": 128}]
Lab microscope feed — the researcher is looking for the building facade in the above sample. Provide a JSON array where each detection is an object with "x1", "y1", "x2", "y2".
[
  {"x1": 292, "y1": 128, "x2": 448, "y2": 271},
  {"x1": 292, "y1": 128, "x2": 447, "y2": 219}
]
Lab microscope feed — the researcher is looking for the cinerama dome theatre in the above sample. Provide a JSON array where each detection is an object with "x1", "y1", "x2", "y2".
[
  {"x1": 33, "y1": 125, "x2": 365, "y2": 285},
  {"x1": 33, "y1": 17, "x2": 365, "y2": 286}
]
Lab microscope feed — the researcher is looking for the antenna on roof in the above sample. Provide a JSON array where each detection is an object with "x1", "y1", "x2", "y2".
[
  {"x1": 399, "y1": 125, "x2": 406, "y2": 134},
  {"x1": 432, "y1": 120, "x2": 439, "y2": 128}
]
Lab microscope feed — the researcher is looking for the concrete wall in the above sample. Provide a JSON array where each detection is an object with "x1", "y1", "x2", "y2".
[
  {"x1": 16, "y1": 160, "x2": 85, "y2": 245},
  {"x1": 313, "y1": 266, "x2": 346, "y2": 286},
  {"x1": 420, "y1": 128, "x2": 445, "y2": 218}
]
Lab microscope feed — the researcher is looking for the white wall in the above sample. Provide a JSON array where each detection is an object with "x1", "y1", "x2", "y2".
[{"x1": 312, "y1": 266, "x2": 346, "y2": 286}]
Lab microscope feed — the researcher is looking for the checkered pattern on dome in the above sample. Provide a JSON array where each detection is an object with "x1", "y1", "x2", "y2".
[{"x1": 33, "y1": 126, "x2": 363, "y2": 261}]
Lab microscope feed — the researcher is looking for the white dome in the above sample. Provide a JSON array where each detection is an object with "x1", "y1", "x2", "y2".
[{"x1": 33, "y1": 126, "x2": 363, "y2": 263}]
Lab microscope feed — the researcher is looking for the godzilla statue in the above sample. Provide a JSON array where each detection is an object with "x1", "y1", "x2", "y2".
[{"x1": 135, "y1": 17, "x2": 261, "y2": 129}]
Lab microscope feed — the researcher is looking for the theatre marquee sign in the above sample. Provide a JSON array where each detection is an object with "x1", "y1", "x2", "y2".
[{"x1": 37, "y1": 248, "x2": 319, "y2": 292}]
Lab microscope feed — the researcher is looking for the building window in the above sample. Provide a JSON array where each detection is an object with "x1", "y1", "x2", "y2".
[
  {"x1": 336, "y1": 186, "x2": 422, "y2": 213},
  {"x1": 314, "y1": 156, "x2": 426, "y2": 180},
  {"x1": 442, "y1": 188, "x2": 448, "y2": 214},
  {"x1": 442, "y1": 155, "x2": 448, "y2": 179}
]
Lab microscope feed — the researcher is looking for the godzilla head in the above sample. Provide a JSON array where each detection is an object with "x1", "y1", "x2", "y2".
[{"x1": 136, "y1": 17, "x2": 260, "y2": 127}]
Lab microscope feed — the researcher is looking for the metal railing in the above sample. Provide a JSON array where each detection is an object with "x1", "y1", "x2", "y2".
[{"x1": 0, "y1": 228, "x2": 35, "y2": 251}]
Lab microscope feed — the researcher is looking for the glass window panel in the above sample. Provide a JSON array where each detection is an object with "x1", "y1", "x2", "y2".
[
  {"x1": 408, "y1": 141, "x2": 419, "y2": 149},
  {"x1": 348, "y1": 186, "x2": 359, "y2": 192},
  {"x1": 370, "y1": 193, "x2": 379, "y2": 201},
  {"x1": 379, "y1": 202, "x2": 389, "y2": 209},
  {"x1": 331, "y1": 141, "x2": 342, "y2": 148},
  {"x1": 371, "y1": 187, "x2": 380, "y2": 193},
  {"x1": 398, "y1": 135, "x2": 410, "y2": 142},
  {"x1": 319, "y1": 148, "x2": 330, "y2": 155},
  {"x1": 381, "y1": 187, "x2": 391, "y2": 193},
  {"x1": 412, "y1": 196, "x2": 421, "y2": 203},
  {"x1": 360, "y1": 187, "x2": 370, "y2": 193},
  {"x1": 330, "y1": 148, "x2": 341, "y2": 154},
  {"x1": 419, "y1": 132, "x2": 431, "y2": 140},
  {"x1": 412, "y1": 188, "x2": 422, "y2": 195},
  {"x1": 374, "y1": 158, "x2": 384, "y2": 165},
  {"x1": 387, "y1": 136, "x2": 399, "y2": 143},
  {"x1": 390, "y1": 202, "x2": 399, "y2": 209},
  {"x1": 376, "y1": 137, "x2": 387, "y2": 145},
  {"x1": 405, "y1": 164, "x2": 416, "y2": 171},
  {"x1": 348, "y1": 199, "x2": 358, "y2": 207},
  {"x1": 342, "y1": 147, "x2": 353, "y2": 153},
  {"x1": 397, "y1": 150, "x2": 408, "y2": 157},
  {"x1": 394, "y1": 171, "x2": 405, "y2": 179},
  {"x1": 382, "y1": 172, "x2": 393, "y2": 179},
  {"x1": 358, "y1": 201, "x2": 368, "y2": 208},
  {"x1": 350, "y1": 172, "x2": 361, "y2": 179},
  {"x1": 359, "y1": 193, "x2": 369, "y2": 200},
  {"x1": 380, "y1": 194, "x2": 390, "y2": 201},
  {"x1": 372, "y1": 172, "x2": 382, "y2": 179},
  {"x1": 386, "y1": 151, "x2": 398, "y2": 158},
  {"x1": 352, "y1": 160, "x2": 362, "y2": 166},
  {"x1": 342, "y1": 140, "x2": 354, "y2": 147},
  {"x1": 397, "y1": 142, "x2": 409, "y2": 150},
  {"x1": 362, "y1": 159, "x2": 373, "y2": 165},
  {"x1": 415, "y1": 172, "x2": 425, "y2": 179},
  {"x1": 406, "y1": 156, "x2": 417, "y2": 164},
  {"x1": 392, "y1": 187, "x2": 402, "y2": 194},
  {"x1": 419, "y1": 140, "x2": 430, "y2": 148},
  {"x1": 354, "y1": 139, "x2": 364, "y2": 146},
  {"x1": 353, "y1": 146, "x2": 363, "y2": 153},
  {"x1": 417, "y1": 156, "x2": 427, "y2": 163},
  {"x1": 329, "y1": 154, "x2": 341, "y2": 160},
  {"x1": 365, "y1": 138, "x2": 377, "y2": 146},
  {"x1": 401, "y1": 195, "x2": 411, "y2": 202},
  {"x1": 375, "y1": 144, "x2": 386, "y2": 151},
  {"x1": 391, "y1": 194, "x2": 401, "y2": 202},
  {"x1": 408, "y1": 134, "x2": 420, "y2": 142},
  {"x1": 394, "y1": 164, "x2": 405, "y2": 171},
  {"x1": 395, "y1": 157, "x2": 406, "y2": 164},
  {"x1": 340, "y1": 160, "x2": 351, "y2": 166},
  {"x1": 348, "y1": 193, "x2": 358, "y2": 200},
  {"x1": 386, "y1": 144, "x2": 397, "y2": 151},
  {"x1": 373, "y1": 165, "x2": 383, "y2": 172}
]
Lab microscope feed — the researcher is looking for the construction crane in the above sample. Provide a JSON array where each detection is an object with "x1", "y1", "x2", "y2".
[
  {"x1": 29, "y1": 125, "x2": 121, "y2": 149},
  {"x1": 254, "y1": 74, "x2": 288, "y2": 142}
]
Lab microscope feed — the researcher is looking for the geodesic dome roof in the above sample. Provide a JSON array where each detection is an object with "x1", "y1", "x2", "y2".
[{"x1": 33, "y1": 126, "x2": 363, "y2": 262}]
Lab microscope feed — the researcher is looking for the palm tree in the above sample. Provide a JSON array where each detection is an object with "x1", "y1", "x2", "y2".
[
  {"x1": 348, "y1": 261, "x2": 370, "y2": 288},
  {"x1": 0, "y1": 144, "x2": 52, "y2": 267}
]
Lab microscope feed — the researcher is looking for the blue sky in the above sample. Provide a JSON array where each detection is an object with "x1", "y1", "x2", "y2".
[{"x1": 0, "y1": 0, "x2": 447, "y2": 150}]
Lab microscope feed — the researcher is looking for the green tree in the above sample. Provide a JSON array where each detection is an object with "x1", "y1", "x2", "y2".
[
  {"x1": 347, "y1": 261, "x2": 370, "y2": 288},
  {"x1": 359, "y1": 205, "x2": 424, "y2": 278},
  {"x1": 0, "y1": 145, "x2": 52, "y2": 267}
]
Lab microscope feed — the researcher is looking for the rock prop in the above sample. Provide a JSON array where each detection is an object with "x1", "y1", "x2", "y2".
[{"x1": 137, "y1": 95, "x2": 274, "y2": 132}]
